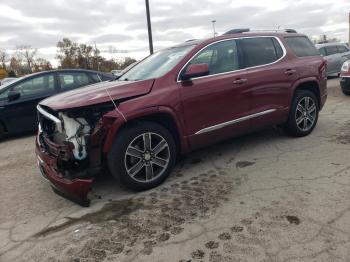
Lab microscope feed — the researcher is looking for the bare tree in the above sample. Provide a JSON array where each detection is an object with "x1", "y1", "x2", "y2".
[
  {"x1": 17, "y1": 45, "x2": 37, "y2": 73},
  {"x1": 0, "y1": 49, "x2": 8, "y2": 70}
]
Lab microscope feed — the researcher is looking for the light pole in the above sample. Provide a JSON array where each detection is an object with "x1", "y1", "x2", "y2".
[
  {"x1": 145, "y1": 0, "x2": 154, "y2": 54},
  {"x1": 212, "y1": 20, "x2": 217, "y2": 37}
]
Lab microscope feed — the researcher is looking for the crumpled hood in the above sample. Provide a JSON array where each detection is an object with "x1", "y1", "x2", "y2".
[{"x1": 40, "y1": 79, "x2": 155, "y2": 110}]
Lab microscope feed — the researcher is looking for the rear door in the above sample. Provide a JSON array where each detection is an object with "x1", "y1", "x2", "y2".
[
  {"x1": 57, "y1": 71, "x2": 92, "y2": 92},
  {"x1": 179, "y1": 39, "x2": 252, "y2": 149},
  {"x1": 325, "y1": 45, "x2": 341, "y2": 74},
  {"x1": 237, "y1": 36, "x2": 295, "y2": 129},
  {"x1": 0, "y1": 73, "x2": 56, "y2": 132}
]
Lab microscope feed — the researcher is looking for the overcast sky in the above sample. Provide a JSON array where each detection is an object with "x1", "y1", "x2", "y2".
[{"x1": 0, "y1": 0, "x2": 349, "y2": 65}]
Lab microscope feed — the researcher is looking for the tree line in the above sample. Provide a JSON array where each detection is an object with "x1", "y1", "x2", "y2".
[{"x1": 0, "y1": 38, "x2": 137, "y2": 77}]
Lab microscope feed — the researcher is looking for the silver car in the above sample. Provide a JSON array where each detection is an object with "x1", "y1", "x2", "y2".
[{"x1": 316, "y1": 43, "x2": 350, "y2": 76}]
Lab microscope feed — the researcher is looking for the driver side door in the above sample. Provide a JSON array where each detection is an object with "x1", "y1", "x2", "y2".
[
  {"x1": 1, "y1": 73, "x2": 57, "y2": 133},
  {"x1": 178, "y1": 39, "x2": 253, "y2": 149}
]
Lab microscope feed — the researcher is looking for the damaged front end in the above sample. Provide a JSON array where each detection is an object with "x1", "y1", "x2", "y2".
[{"x1": 36, "y1": 104, "x2": 114, "y2": 206}]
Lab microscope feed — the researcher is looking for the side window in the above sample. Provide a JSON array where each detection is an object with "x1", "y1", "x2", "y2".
[
  {"x1": 59, "y1": 72, "x2": 90, "y2": 90},
  {"x1": 239, "y1": 37, "x2": 282, "y2": 68},
  {"x1": 90, "y1": 73, "x2": 102, "y2": 83},
  {"x1": 325, "y1": 46, "x2": 338, "y2": 56},
  {"x1": 319, "y1": 47, "x2": 327, "y2": 56},
  {"x1": 0, "y1": 74, "x2": 54, "y2": 99},
  {"x1": 284, "y1": 36, "x2": 320, "y2": 57},
  {"x1": 185, "y1": 40, "x2": 239, "y2": 76},
  {"x1": 337, "y1": 45, "x2": 349, "y2": 53}
]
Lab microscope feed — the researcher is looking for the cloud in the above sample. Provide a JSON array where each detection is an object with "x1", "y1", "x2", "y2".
[{"x1": 0, "y1": 0, "x2": 349, "y2": 64}]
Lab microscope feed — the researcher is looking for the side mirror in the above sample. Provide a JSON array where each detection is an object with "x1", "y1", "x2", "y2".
[
  {"x1": 8, "y1": 91, "x2": 21, "y2": 102},
  {"x1": 183, "y1": 63, "x2": 209, "y2": 80}
]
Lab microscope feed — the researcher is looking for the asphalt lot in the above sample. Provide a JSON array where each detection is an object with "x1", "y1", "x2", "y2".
[{"x1": 1, "y1": 78, "x2": 350, "y2": 262}]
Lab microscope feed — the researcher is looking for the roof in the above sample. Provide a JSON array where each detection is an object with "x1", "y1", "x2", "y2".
[
  {"x1": 20, "y1": 69, "x2": 113, "y2": 78},
  {"x1": 174, "y1": 31, "x2": 305, "y2": 49},
  {"x1": 315, "y1": 42, "x2": 348, "y2": 48}
]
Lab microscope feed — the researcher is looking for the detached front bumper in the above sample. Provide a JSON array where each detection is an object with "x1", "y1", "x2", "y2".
[{"x1": 35, "y1": 135, "x2": 94, "y2": 207}]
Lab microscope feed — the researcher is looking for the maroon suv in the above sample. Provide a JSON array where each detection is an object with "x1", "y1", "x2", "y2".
[{"x1": 36, "y1": 30, "x2": 327, "y2": 206}]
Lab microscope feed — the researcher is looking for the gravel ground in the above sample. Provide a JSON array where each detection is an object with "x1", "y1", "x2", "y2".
[{"x1": 1, "y1": 78, "x2": 350, "y2": 262}]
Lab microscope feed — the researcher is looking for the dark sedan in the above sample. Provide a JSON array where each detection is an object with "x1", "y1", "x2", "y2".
[{"x1": 0, "y1": 69, "x2": 115, "y2": 138}]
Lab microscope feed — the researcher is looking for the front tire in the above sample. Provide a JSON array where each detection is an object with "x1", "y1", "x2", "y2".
[
  {"x1": 284, "y1": 90, "x2": 319, "y2": 137},
  {"x1": 107, "y1": 121, "x2": 176, "y2": 191}
]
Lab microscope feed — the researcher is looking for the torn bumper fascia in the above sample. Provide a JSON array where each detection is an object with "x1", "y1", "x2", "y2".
[{"x1": 36, "y1": 136, "x2": 94, "y2": 207}]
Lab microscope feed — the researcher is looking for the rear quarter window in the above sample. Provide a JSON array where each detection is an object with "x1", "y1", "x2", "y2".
[{"x1": 285, "y1": 36, "x2": 320, "y2": 57}]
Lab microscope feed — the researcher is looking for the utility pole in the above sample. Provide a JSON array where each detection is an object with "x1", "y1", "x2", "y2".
[
  {"x1": 211, "y1": 20, "x2": 217, "y2": 37},
  {"x1": 348, "y1": 12, "x2": 350, "y2": 45},
  {"x1": 145, "y1": 0, "x2": 154, "y2": 54}
]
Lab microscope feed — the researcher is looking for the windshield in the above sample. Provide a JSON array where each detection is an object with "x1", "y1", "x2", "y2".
[{"x1": 119, "y1": 45, "x2": 195, "y2": 81}]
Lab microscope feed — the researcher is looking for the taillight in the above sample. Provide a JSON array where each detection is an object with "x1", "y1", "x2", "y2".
[{"x1": 340, "y1": 61, "x2": 350, "y2": 77}]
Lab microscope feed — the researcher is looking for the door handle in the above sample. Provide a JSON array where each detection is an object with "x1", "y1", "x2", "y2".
[
  {"x1": 233, "y1": 78, "x2": 248, "y2": 85},
  {"x1": 285, "y1": 69, "x2": 296, "y2": 76}
]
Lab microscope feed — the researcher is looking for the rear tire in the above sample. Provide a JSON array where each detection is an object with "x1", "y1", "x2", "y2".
[
  {"x1": 107, "y1": 121, "x2": 176, "y2": 191},
  {"x1": 284, "y1": 90, "x2": 319, "y2": 137}
]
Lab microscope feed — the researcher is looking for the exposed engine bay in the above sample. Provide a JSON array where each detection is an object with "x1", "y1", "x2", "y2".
[
  {"x1": 38, "y1": 104, "x2": 115, "y2": 179},
  {"x1": 58, "y1": 114, "x2": 91, "y2": 160}
]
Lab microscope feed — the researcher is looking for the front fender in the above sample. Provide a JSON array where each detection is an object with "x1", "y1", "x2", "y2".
[{"x1": 102, "y1": 106, "x2": 190, "y2": 154}]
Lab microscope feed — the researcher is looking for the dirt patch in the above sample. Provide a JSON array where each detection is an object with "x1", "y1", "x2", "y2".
[
  {"x1": 333, "y1": 133, "x2": 350, "y2": 144},
  {"x1": 286, "y1": 215, "x2": 301, "y2": 225},
  {"x1": 231, "y1": 225, "x2": 244, "y2": 233},
  {"x1": 205, "y1": 241, "x2": 219, "y2": 249},
  {"x1": 30, "y1": 170, "x2": 235, "y2": 261},
  {"x1": 191, "y1": 249, "x2": 205, "y2": 259},
  {"x1": 332, "y1": 122, "x2": 350, "y2": 144},
  {"x1": 218, "y1": 232, "x2": 232, "y2": 240},
  {"x1": 236, "y1": 161, "x2": 255, "y2": 169}
]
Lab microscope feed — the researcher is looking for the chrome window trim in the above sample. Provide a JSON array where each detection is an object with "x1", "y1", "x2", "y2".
[
  {"x1": 195, "y1": 109, "x2": 277, "y2": 135},
  {"x1": 37, "y1": 105, "x2": 63, "y2": 133},
  {"x1": 177, "y1": 36, "x2": 287, "y2": 83}
]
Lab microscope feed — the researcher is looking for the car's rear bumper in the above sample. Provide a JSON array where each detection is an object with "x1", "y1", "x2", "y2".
[
  {"x1": 35, "y1": 135, "x2": 94, "y2": 207},
  {"x1": 340, "y1": 77, "x2": 350, "y2": 92}
]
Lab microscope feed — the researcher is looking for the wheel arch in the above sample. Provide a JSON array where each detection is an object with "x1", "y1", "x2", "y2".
[
  {"x1": 102, "y1": 107, "x2": 190, "y2": 154},
  {"x1": 291, "y1": 79, "x2": 321, "y2": 108}
]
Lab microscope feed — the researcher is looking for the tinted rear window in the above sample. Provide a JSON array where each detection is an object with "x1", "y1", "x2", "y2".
[
  {"x1": 285, "y1": 36, "x2": 320, "y2": 57},
  {"x1": 239, "y1": 37, "x2": 283, "y2": 68}
]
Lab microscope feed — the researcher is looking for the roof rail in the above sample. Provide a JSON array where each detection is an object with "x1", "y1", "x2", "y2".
[
  {"x1": 223, "y1": 28, "x2": 250, "y2": 35},
  {"x1": 284, "y1": 29, "x2": 297, "y2": 33},
  {"x1": 223, "y1": 28, "x2": 297, "y2": 35}
]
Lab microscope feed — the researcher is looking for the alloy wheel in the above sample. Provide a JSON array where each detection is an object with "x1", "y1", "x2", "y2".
[
  {"x1": 124, "y1": 132, "x2": 170, "y2": 183},
  {"x1": 295, "y1": 97, "x2": 317, "y2": 132}
]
